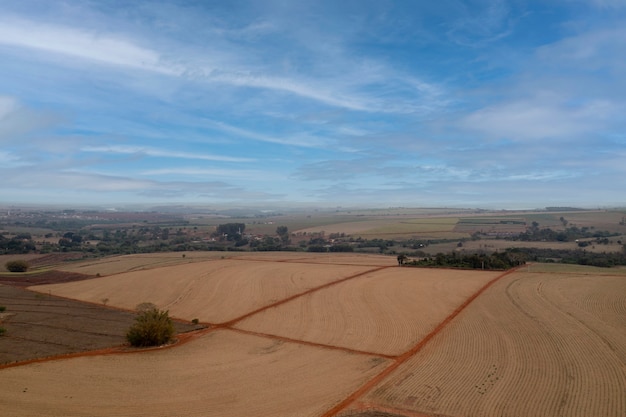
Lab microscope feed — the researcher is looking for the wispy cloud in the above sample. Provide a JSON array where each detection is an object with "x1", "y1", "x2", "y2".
[
  {"x1": 445, "y1": 0, "x2": 515, "y2": 46},
  {"x1": 81, "y1": 145, "x2": 254, "y2": 163},
  {"x1": 460, "y1": 98, "x2": 613, "y2": 141},
  {"x1": 0, "y1": 17, "x2": 181, "y2": 75},
  {"x1": 0, "y1": 95, "x2": 62, "y2": 143},
  {"x1": 0, "y1": 13, "x2": 446, "y2": 115},
  {"x1": 142, "y1": 167, "x2": 281, "y2": 181},
  {"x1": 203, "y1": 119, "x2": 329, "y2": 148}
]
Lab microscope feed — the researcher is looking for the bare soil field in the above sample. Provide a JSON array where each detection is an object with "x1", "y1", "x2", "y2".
[
  {"x1": 33, "y1": 259, "x2": 377, "y2": 323},
  {"x1": 55, "y1": 251, "x2": 236, "y2": 276},
  {"x1": 525, "y1": 263, "x2": 626, "y2": 274},
  {"x1": 355, "y1": 266, "x2": 626, "y2": 417},
  {"x1": 1, "y1": 253, "x2": 624, "y2": 417},
  {"x1": 0, "y1": 253, "x2": 87, "y2": 272},
  {"x1": 0, "y1": 285, "x2": 199, "y2": 365},
  {"x1": 56, "y1": 251, "x2": 396, "y2": 277},
  {"x1": 236, "y1": 268, "x2": 497, "y2": 356},
  {"x1": 0, "y1": 270, "x2": 94, "y2": 287},
  {"x1": 0, "y1": 329, "x2": 390, "y2": 417}
]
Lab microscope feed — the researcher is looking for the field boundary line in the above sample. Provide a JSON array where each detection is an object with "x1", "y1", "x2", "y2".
[
  {"x1": 320, "y1": 266, "x2": 523, "y2": 417},
  {"x1": 227, "y1": 256, "x2": 389, "y2": 268},
  {"x1": 0, "y1": 326, "x2": 215, "y2": 370},
  {"x1": 218, "y1": 266, "x2": 391, "y2": 327},
  {"x1": 5, "y1": 265, "x2": 389, "y2": 369},
  {"x1": 229, "y1": 327, "x2": 396, "y2": 360},
  {"x1": 346, "y1": 401, "x2": 439, "y2": 417}
]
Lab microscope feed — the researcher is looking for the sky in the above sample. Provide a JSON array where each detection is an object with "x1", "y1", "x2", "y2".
[{"x1": 1, "y1": 0, "x2": 625, "y2": 209}]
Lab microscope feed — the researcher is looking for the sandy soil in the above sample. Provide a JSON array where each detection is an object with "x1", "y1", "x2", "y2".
[
  {"x1": 3, "y1": 253, "x2": 624, "y2": 417},
  {"x1": 56, "y1": 252, "x2": 396, "y2": 277},
  {"x1": 33, "y1": 259, "x2": 374, "y2": 323},
  {"x1": 359, "y1": 269, "x2": 626, "y2": 417},
  {"x1": 236, "y1": 268, "x2": 497, "y2": 356},
  {"x1": 0, "y1": 270, "x2": 94, "y2": 287},
  {"x1": 0, "y1": 253, "x2": 86, "y2": 272},
  {"x1": 0, "y1": 329, "x2": 391, "y2": 417}
]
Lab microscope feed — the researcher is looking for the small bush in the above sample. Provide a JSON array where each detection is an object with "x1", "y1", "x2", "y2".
[
  {"x1": 0, "y1": 327, "x2": 6, "y2": 336},
  {"x1": 191, "y1": 318, "x2": 199, "y2": 325},
  {"x1": 0, "y1": 306, "x2": 6, "y2": 312},
  {"x1": 5, "y1": 260, "x2": 29, "y2": 272},
  {"x1": 126, "y1": 305, "x2": 175, "y2": 347}
]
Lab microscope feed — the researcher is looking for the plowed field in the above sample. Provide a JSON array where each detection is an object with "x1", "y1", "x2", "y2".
[
  {"x1": 356, "y1": 268, "x2": 626, "y2": 417},
  {"x1": 2, "y1": 254, "x2": 624, "y2": 417},
  {"x1": 34, "y1": 259, "x2": 374, "y2": 323},
  {"x1": 0, "y1": 330, "x2": 390, "y2": 417},
  {"x1": 56, "y1": 252, "x2": 395, "y2": 276},
  {"x1": 236, "y1": 268, "x2": 497, "y2": 356}
]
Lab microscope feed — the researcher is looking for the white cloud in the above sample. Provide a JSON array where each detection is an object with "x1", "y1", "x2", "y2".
[
  {"x1": 445, "y1": 0, "x2": 514, "y2": 46},
  {"x1": 204, "y1": 119, "x2": 329, "y2": 148},
  {"x1": 0, "y1": 15, "x2": 445, "y2": 114},
  {"x1": 0, "y1": 96, "x2": 18, "y2": 119},
  {"x1": 0, "y1": 150, "x2": 22, "y2": 167},
  {"x1": 142, "y1": 167, "x2": 282, "y2": 181},
  {"x1": 461, "y1": 98, "x2": 615, "y2": 141},
  {"x1": 81, "y1": 145, "x2": 254, "y2": 163},
  {"x1": 0, "y1": 96, "x2": 62, "y2": 143},
  {"x1": 0, "y1": 17, "x2": 181, "y2": 75},
  {"x1": 536, "y1": 26, "x2": 626, "y2": 72}
]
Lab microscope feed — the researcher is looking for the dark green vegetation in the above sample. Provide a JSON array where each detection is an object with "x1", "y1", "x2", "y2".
[
  {"x1": 4, "y1": 260, "x2": 29, "y2": 272},
  {"x1": 0, "y1": 233, "x2": 36, "y2": 254},
  {"x1": 512, "y1": 247, "x2": 626, "y2": 268},
  {"x1": 126, "y1": 304, "x2": 175, "y2": 347},
  {"x1": 509, "y1": 223, "x2": 620, "y2": 243},
  {"x1": 404, "y1": 250, "x2": 526, "y2": 270}
]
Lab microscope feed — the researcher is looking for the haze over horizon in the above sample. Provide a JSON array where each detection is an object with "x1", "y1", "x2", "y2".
[{"x1": 1, "y1": 1, "x2": 625, "y2": 209}]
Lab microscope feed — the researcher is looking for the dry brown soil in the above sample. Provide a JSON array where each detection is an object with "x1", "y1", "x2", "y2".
[
  {"x1": 0, "y1": 285, "x2": 201, "y2": 366},
  {"x1": 0, "y1": 254, "x2": 624, "y2": 417},
  {"x1": 357, "y1": 267, "x2": 626, "y2": 417}
]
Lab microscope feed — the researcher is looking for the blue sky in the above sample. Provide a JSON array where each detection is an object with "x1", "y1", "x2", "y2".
[{"x1": 1, "y1": 0, "x2": 625, "y2": 209}]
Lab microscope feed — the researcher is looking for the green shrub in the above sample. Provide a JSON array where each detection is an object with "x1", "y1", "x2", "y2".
[
  {"x1": 126, "y1": 305, "x2": 175, "y2": 347},
  {"x1": 191, "y1": 318, "x2": 199, "y2": 325},
  {"x1": 0, "y1": 306, "x2": 6, "y2": 312},
  {"x1": 5, "y1": 260, "x2": 29, "y2": 272},
  {"x1": 0, "y1": 327, "x2": 6, "y2": 336}
]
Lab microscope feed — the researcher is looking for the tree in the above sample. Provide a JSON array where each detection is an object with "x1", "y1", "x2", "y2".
[
  {"x1": 216, "y1": 223, "x2": 245, "y2": 241},
  {"x1": 5, "y1": 260, "x2": 29, "y2": 272},
  {"x1": 397, "y1": 254, "x2": 408, "y2": 265},
  {"x1": 276, "y1": 226, "x2": 289, "y2": 244},
  {"x1": 126, "y1": 304, "x2": 175, "y2": 347}
]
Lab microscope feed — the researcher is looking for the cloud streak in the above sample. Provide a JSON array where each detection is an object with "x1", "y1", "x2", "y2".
[
  {"x1": 81, "y1": 145, "x2": 254, "y2": 163},
  {"x1": 0, "y1": 17, "x2": 180, "y2": 75}
]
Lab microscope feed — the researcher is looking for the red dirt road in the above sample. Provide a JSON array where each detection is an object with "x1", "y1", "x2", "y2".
[{"x1": 321, "y1": 267, "x2": 520, "y2": 417}]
